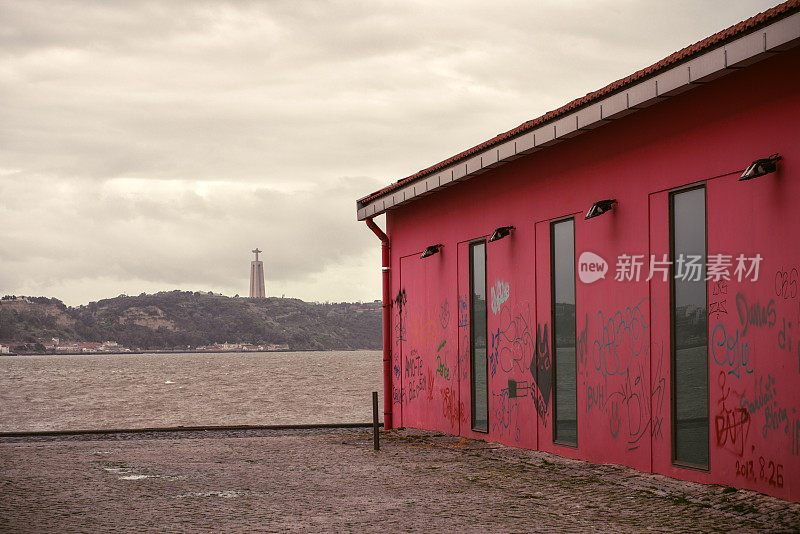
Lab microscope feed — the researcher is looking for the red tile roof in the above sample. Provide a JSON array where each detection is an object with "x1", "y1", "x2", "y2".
[{"x1": 360, "y1": 0, "x2": 800, "y2": 205}]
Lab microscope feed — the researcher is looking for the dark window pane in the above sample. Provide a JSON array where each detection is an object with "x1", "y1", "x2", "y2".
[
  {"x1": 552, "y1": 219, "x2": 577, "y2": 445},
  {"x1": 671, "y1": 187, "x2": 708, "y2": 467},
  {"x1": 470, "y1": 241, "x2": 488, "y2": 432}
]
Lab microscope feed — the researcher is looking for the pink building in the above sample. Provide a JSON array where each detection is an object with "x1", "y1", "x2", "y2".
[{"x1": 358, "y1": 2, "x2": 800, "y2": 501}]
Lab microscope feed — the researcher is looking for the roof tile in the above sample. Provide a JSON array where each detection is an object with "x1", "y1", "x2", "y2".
[{"x1": 361, "y1": 0, "x2": 800, "y2": 205}]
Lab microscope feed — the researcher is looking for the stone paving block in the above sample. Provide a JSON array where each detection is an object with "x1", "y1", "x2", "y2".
[{"x1": 1, "y1": 428, "x2": 799, "y2": 533}]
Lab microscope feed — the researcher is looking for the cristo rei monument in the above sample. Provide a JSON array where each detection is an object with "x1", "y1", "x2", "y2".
[{"x1": 249, "y1": 248, "x2": 266, "y2": 298}]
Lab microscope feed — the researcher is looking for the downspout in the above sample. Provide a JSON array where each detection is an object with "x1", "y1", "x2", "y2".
[{"x1": 365, "y1": 216, "x2": 392, "y2": 429}]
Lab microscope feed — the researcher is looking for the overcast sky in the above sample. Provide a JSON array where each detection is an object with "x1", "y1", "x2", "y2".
[{"x1": 0, "y1": 0, "x2": 779, "y2": 306}]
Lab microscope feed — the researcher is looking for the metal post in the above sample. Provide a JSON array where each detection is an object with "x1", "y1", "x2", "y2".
[{"x1": 372, "y1": 391, "x2": 380, "y2": 451}]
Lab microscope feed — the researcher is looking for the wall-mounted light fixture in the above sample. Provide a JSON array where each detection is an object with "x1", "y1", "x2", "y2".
[
  {"x1": 585, "y1": 199, "x2": 616, "y2": 220},
  {"x1": 739, "y1": 153, "x2": 781, "y2": 181},
  {"x1": 420, "y1": 244, "x2": 442, "y2": 259},
  {"x1": 489, "y1": 226, "x2": 515, "y2": 242}
]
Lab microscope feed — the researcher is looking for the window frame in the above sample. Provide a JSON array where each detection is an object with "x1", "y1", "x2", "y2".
[
  {"x1": 469, "y1": 238, "x2": 489, "y2": 433},
  {"x1": 668, "y1": 184, "x2": 710, "y2": 471},
  {"x1": 550, "y1": 216, "x2": 578, "y2": 447}
]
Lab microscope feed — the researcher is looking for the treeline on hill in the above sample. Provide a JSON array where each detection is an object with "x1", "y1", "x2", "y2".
[{"x1": 0, "y1": 292, "x2": 381, "y2": 351}]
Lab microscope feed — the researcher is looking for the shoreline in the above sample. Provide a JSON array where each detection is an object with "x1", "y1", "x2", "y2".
[{"x1": 1, "y1": 348, "x2": 380, "y2": 356}]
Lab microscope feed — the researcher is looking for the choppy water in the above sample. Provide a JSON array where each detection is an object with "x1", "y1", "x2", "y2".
[{"x1": 0, "y1": 351, "x2": 382, "y2": 432}]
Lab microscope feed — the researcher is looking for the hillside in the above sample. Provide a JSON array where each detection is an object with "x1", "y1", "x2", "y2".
[{"x1": 0, "y1": 292, "x2": 382, "y2": 352}]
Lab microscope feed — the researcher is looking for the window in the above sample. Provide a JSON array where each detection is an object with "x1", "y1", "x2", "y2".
[
  {"x1": 552, "y1": 218, "x2": 577, "y2": 445},
  {"x1": 470, "y1": 240, "x2": 488, "y2": 432},
  {"x1": 670, "y1": 186, "x2": 709, "y2": 468}
]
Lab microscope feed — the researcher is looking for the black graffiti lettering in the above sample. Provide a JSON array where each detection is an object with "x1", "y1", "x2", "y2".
[
  {"x1": 735, "y1": 293, "x2": 776, "y2": 337},
  {"x1": 775, "y1": 267, "x2": 799, "y2": 300},
  {"x1": 527, "y1": 323, "x2": 552, "y2": 421}
]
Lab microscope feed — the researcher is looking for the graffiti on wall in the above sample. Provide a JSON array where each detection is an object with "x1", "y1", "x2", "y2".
[
  {"x1": 711, "y1": 323, "x2": 754, "y2": 379},
  {"x1": 738, "y1": 374, "x2": 793, "y2": 440},
  {"x1": 393, "y1": 352, "x2": 404, "y2": 406},
  {"x1": 773, "y1": 266, "x2": 800, "y2": 374},
  {"x1": 651, "y1": 343, "x2": 666, "y2": 442},
  {"x1": 776, "y1": 316, "x2": 800, "y2": 376},
  {"x1": 394, "y1": 288, "x2": 407, "y2": 348},
  {"x1": 397, "y1": 258, "x2": 798, "y2": 491},
  {"x1": 392, "y1": 288, "x2": 407, "y2": 410},
  {"x1": 590, "y1": 298, "x2": 649, "y2": 378},
  {"x1": 457, "y1": 294, "x2": 470, "y2": 328},
  {"x1": 408, "y1": 315, "x2": 440, "y2": 353},
  {"x1": 436, "y1": 341, "x2": 451, "y2": 380},
  {"x1": 711, "y1": 271, "x2": 800, "y2": 497},
  {"x1": 530, "y1": 323, "x2": 552, "y2": 423},
  {"x1": 441, "y1": 385, "x2": 467, "y2": 428},
  {"x1": 606, "y1": 359, "x2": 654, "y2": 449},
  {"x1": 774, "y1": 267, "x2": 798, "y2": 300},
  {"x1": 400, "y1": 297, "x2": 446, "y2": 404},
  {"x1": 715, "y1": 370, "x2": 751, "y2": 457},
  {"x1": 481, "y1": 277, "x2": 553, "y2": 430},
  {"x1": 710, "y1": 280, "x2": 729, "y2": 319},
  {"x1": 489, "y1": 303, "x2": 535, "y2": 377},
  {"x1": 492, "y1": 388, "x2": 520, "y2": 442},
  {"x1": 734, "y1": 455, "x2": 786, "y2": 489},
  {"x1": 458, "y1": 294, "x2": 470, "y2": 381},
  {"x1": 440, "y1": 298, "x2": 450, "y2": 329},
  {"x1": 404, "y1": 349, "x2": 426, "y2": 403},
  {"x1": 579, "y1": 297, "x2": 665, "y2": 450},
  {"x1": 490, "y1": 280, "x2": 510, "y2": 315},
  {"x1": 395, "y1": 284, "x2": 461, "y2": 428},
  {"x1": 730, "y1": 371, "x2": 791, "y2": 489},
  {"x1": 735, "y1": 293, "x2": 776, "y2": 338}
]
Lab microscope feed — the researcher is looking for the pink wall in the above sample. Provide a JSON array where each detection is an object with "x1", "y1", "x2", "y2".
[{"x1": 383, "y1": 48, "x2": 800, "y2": 502}]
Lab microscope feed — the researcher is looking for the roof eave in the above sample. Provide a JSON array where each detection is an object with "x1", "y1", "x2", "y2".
[{"x1": 356, "y1": 6, "x2": 800, "y2": 222}]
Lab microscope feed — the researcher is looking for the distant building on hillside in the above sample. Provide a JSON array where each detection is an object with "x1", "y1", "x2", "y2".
[{"x1": 249, "y1": 248, "x2": 266, "y2": 298}]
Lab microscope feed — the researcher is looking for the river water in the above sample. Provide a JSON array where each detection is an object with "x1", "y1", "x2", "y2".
[{"x1": 0, "y1": 351, "x2": 382, "y2": 432}]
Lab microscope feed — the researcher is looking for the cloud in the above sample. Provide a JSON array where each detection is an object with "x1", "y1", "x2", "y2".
[
  {"x1": 0, "y1": 0, "x2": 780, "y2": 304},
  {"x1": 0, "y1": 173, "x2": 384, "y2": 303}
]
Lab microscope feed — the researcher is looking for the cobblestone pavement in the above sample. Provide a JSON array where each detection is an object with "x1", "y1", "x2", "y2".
[{"x1": 1, "y1": 427, "x2": 799, "y2": 533}]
